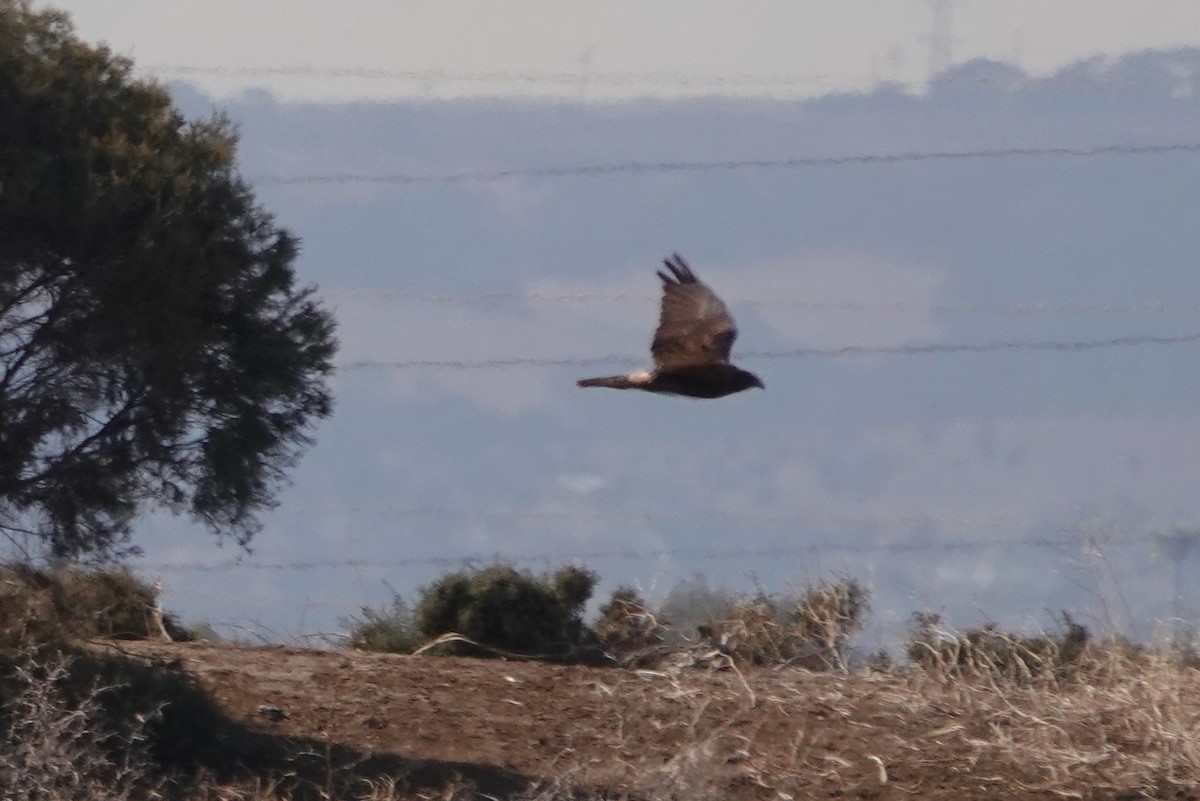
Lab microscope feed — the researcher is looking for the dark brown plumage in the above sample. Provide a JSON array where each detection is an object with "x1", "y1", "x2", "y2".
[{"x1": 577, "y1": 254, "x2": 764, "y2": 399}]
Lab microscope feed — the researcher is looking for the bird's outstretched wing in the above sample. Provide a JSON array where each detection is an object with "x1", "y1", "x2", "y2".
[{"x1": 650, "y1": 254, "x2": 738, "y2": 369}]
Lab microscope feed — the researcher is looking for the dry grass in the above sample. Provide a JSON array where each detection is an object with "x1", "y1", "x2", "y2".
[
  {"x1": 7, "y1": 633, "x2": 1200, "y2": 799},
  {"x1": 0, "y1": 652, "x2": 417, "y2": 801},
  {"x1": 495, "y1": 646, "x2": 1200, "y2": 800},
  {"x1": 899, "y1": 652, "x2": 1200, "y2": 798},
  {"x1": 0, "y1": 651, "x2": 166, "y2": 801},
  {"x1": 906, "y1": 610, "x2": 1096, "y2": 684},
  {"x1": 696, "y1": 578, "x2": 869, "y2": 670},
  {"x1": 0, "y1": 562, "x2": 186, "y2": 648},
  {"x1": 593, "y1": 587, "x2": 671, "y2": 668}
]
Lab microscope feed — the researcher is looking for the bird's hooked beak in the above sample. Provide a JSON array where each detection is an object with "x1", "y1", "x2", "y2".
[{"x1": 753, "y1": 376, "x2": 765, "y2": 390}]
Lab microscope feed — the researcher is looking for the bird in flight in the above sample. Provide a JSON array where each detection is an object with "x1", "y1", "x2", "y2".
[{"x1": 577, "y1": 254, "x2": 764, "y2": 399}]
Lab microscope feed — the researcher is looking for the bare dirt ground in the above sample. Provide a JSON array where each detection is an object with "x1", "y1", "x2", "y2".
[{"x1": 104, "y1": 639, "x2": 1200, "y2": 801}]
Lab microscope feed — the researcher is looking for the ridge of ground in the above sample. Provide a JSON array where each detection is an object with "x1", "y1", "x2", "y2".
[{"x1": 87, "y1": 639, "x2": 1200, "y2": 801}]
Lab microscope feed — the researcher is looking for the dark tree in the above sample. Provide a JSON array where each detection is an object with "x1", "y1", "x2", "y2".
[{"x1": 0, "y1": 2, "x2": 336, "y2": 557}]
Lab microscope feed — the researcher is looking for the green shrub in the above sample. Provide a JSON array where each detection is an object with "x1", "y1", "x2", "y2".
[
  {"x1": 412, "y1": 563, "x2": 599, "y2": 658},
  {"x1": 345, "y1": 595, "x2": 422, "y2": 654}
]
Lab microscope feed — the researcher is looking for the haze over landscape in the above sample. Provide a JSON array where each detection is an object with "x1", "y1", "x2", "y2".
[{"x1": 29, "y1": 3, "x2": 1200, "y2": 650}]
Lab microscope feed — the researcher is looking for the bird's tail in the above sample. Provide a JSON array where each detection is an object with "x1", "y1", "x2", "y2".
[{"x1": 577, "y1": 375, "x2": 641, "y2": 390}]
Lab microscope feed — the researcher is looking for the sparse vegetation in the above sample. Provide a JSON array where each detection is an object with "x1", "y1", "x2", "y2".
[
  {"x1": 0, "y1": 652, "x2": 164, "y2": 801},
  {"x1": 345, "y1": 594, "x2": 422, "y2": 654},
  {"x1": 694, "y1": 577, "x2": 870, "y2": 670},
  {"x1": 657, "y1": 573, "x2": 738, "y2": 646},
  {"x1": 347, "y1": 566, "x2": 872, "y2": 671},
  {"x1": 41, "y1": 635, "x2": 1200, "y2": 801},
  {"x1": 0, "y1": 643, "x2": 246, "y2": 800},
  {"x1": 906, "y1": 610, "x2": 1095, "y2": 684},
  {"x1": 4, "y1": 557, "x2": 1200, "y2": 799},
  {"x1": 593, "y1": 586, "x2": 670, "y2": 667},
  {"x1": 0, "y1": 562, "x2": 189, "y2": 649}
]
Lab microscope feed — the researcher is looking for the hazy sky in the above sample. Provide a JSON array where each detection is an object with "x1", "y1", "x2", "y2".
[
  {"x1": 20, "y1": 4, "x2": 1200, "y2": 650},
  {"x1": 43, "y1": 1, "x2": 1200, "y2": 100}
]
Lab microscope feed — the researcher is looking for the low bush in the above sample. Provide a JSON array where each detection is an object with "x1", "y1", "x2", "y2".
[
  {"x1": 906, "y1": 610, "x2": 1093, "y2": 683},
  {"x1": 411, "y1": 563, "x2": 600, "y2": 659},
  {"x1": 0, "y1": 652, "x2": 160, "y2": 801},
  {"x1": 0, "y1": 645, "x2": 237, "y2": 800},
  {"x1": 594, "y1": 586, "x2": 670, "y2": 667},
  {"x1": 0, "y1": 562, "x2": 189, "y2": 648},
  {"x1": 697, "y1": 578, "x2": 870, "y2": 670},
  {"x1": 345, "y1": 595, "x2": 422, "y2": 654}
]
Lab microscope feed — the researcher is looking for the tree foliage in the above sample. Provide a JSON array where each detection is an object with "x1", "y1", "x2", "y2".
[{"x1": 0, "y1": 2, "x2": 336, "y2": 556}]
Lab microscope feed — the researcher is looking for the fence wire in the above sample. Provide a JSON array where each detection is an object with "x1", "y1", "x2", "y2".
[{"x1": 255, "y1": 142, "x2": 1200, "y2": 187}]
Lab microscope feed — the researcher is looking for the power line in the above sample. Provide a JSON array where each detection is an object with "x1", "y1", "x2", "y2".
[
  {"x1": 274, "y1": 505, "x2": 1039, "y2": 530},
  {"x1": 255, "y1": 142, "x2": 1200, "y2": 186},
  {"x1": 148, "y1": 64, "x2": 856, "y2": 89},
  {"x1": 324, "y1": 290, "x2": 1200, "y2": 317},
  {"x1": 745, "y1": 331, "x2": 1200, "y2": 359},
  {"x1": 145, "y1": 63, "x2": 1193, "y2": 93},
  {"x1": 128, "y1": 531, "x2": 1153, "y2": 573},
  {"x1": 338, "y1": 330, "x2": 1200, "y2": 371}
]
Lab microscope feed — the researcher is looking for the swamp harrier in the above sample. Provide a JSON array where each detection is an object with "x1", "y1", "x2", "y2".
[{"x1": 577, "y1": 254, "x2": 764, "y2": 399}]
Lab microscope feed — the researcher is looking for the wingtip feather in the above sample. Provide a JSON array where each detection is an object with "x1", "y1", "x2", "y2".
[{"x1": 661, "y1": 253, "x2": 697, "y2": 284}]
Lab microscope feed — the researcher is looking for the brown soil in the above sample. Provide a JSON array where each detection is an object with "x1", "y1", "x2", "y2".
[{"x1": 103, "y1": 639, "x2": 1200, "y2": 801}]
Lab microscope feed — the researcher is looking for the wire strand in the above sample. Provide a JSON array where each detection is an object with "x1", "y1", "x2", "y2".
[
  {"x1": 129, "y1": 531, "x2": 1152, "y2": 573},
  {"x1": 256, "y1": 142, "x2": 1200, "y2": 186},
  {"x1": 273, "y1": 505, "x2": 1040, "y2": 530},
  {"x1": 338, "y1": 330, "x2": 1200, "y2": 370},
  {"x1": 145, "y1": 63, "x2": 1197, "y2": 93},
  {"x1": 148, "y1": 64, "x2": 858, "y2": 88},
  {"x1": 325, "y1": 290, "x2": 1200, "y2": 317}
]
